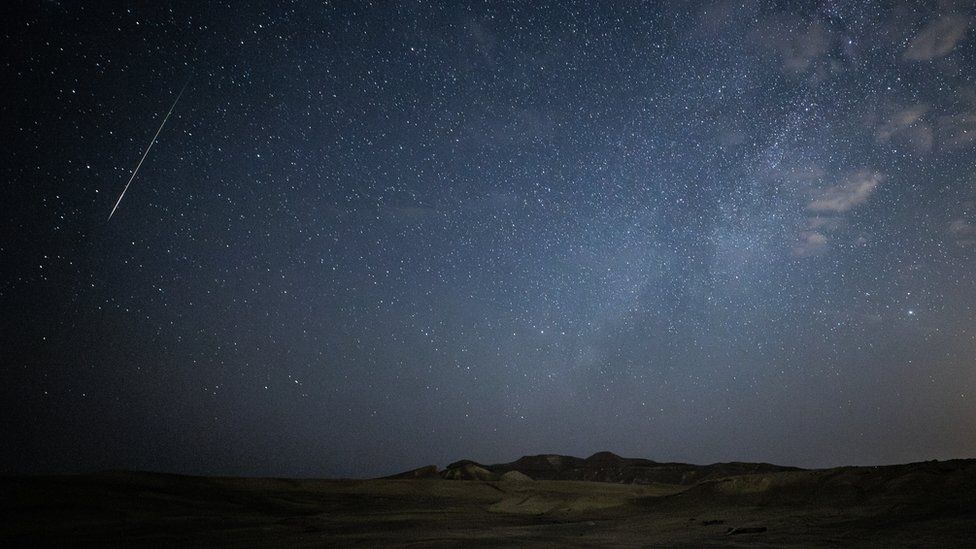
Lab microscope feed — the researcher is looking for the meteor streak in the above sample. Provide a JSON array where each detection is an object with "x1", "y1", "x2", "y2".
[{"x1": 108, "y1": 81, "x2": 188, "y2": 221}]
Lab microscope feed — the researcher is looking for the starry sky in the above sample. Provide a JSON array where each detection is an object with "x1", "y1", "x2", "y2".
[{"x1": 4, "y1": 1, "x2": 976, "y2": 478}]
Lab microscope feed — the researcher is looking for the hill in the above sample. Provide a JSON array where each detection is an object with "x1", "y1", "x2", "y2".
[{"x1": 387, "y1": 450, "x2": 799, "y2": 484}]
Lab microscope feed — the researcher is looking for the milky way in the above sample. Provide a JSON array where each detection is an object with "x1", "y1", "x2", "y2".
[{"x1": 4, "y1": 2, "x2": 976, "y2": 477}]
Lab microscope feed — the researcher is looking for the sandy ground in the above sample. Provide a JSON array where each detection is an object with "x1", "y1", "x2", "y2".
[{"x1": 4, "y1": 462, "x2": 976, "y2": 547}]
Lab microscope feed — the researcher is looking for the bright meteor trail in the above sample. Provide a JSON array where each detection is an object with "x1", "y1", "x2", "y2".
[{"x1": 108, "y1": 81, "x2": 188, "y2": 221}]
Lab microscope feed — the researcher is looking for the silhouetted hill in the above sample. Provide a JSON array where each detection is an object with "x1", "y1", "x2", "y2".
[
  {"x1": 394, "y1": 451, "x2": 800, "y2": 484},
  {"x1": 382, "y1": 464, "x2": 440, "y2": 479}
]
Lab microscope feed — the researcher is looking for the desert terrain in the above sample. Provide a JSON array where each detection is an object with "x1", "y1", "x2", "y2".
[{"x1": 4, "y1": 453, "x2": 976, "y2": 547}]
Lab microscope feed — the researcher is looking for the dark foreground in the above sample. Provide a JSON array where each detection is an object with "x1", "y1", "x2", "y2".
[{"x1": 4, "y1": 459, "x2": 976, "y2": 547}]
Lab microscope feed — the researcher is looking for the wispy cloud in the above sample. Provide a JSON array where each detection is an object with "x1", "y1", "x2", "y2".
[
  {"x1": 748, "y1": 13, "x2": 839, "y2": 77},
  {"x1": 903, "y1": 16, "x2": 969, "y2": 60},
  {"x1": 808, "y1": 171, "x2": 884, "y2": 213},
  {"x1": 938, "y1": 113, "x2": 976, "y2": 149},
  {"x1": 875, "y1": 105, "x2": 933, "y2": 153},
  {"x1": 781, "y1": 22, "x2": 832, "y2": 72},
  {"x1": 948, "y1": 218, "x2": 976, "y2": 247},
  {"x1": 873, "y1": 103, "x2": 976, "y2": 153},
  {"x1": 793, "y1": 230, "x2": 828, "y2": 257},
  {"x1": 793, "y1": 171, "x2": 882, "y2": 257}
]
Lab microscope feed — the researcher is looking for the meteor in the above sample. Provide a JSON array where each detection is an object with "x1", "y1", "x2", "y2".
[{"x1": 108, "y1": 81, "x2": 188, "y2": 221}]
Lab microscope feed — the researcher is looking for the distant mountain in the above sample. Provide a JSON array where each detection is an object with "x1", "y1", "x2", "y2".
[{"x1": 385, "y1": 452, "x2": 800, "y2": 485}]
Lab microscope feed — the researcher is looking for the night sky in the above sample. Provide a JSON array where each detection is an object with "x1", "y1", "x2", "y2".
[{"x1": 4, "y1": 1, "x2": 976, "y2": 478}]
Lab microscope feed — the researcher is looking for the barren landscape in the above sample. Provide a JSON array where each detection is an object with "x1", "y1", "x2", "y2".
[{"x1": 6, "y1": 453, "x2": 976, "y2": 547}]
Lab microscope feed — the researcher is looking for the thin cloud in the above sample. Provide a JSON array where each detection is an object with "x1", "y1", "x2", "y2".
[
  {"x1": 750, "y1": 14, "x2": 837, "y2": 75},
  {"x1": 794, "y1": 171, "x2": 882, "y2": 257},
  {"x1": 903, "y1": 16, "x2": 969, "y2": 60},
  {"x1": 938, "y1": 113, "x2": 976, "y2": 149},
  {"x1": 948, "y1": 218, "x2": 976, "y2": 247},
  {"x1": 793, "y1": 230, "x2": 828, "y2": 257},
  {"x1": 806, "y1": 216, "x2": 845, "y2": 232},
  {"x1": 808, "y1": 171, "x2": 884, "y2": 213},
  {"x1": 782, "y1": 22, "x2": 832, "y2": 72},
  {"x1": 875, "y1": 105, "x2": 933, "y2": 153}
]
